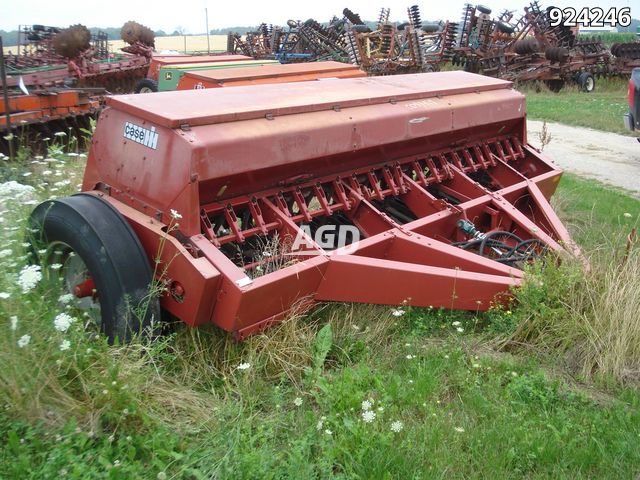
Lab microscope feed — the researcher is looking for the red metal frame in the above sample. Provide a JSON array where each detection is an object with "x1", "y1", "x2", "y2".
[
  {"x1": 0, "y1": 90, "x2": 100, "y2": 128},
  {"x1": 82, "y1": 72, "x2": 577, "y2": 338}
]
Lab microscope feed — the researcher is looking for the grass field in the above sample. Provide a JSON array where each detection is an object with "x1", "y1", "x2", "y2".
[
  {"x1": 0, "y1": 134, "x2": 639, "y2": 477},
  {"x1": 520, "y1": 78, "x2": 631, "y2": 135},
  {"x1": 578, "y1": 32, "x2": 638, "y2": 48}
]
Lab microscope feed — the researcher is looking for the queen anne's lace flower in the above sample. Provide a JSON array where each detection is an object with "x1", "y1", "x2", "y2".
[
  {"x1": 17, "y1": 265, "x2": 42, "y2": 293},
  {"x1": 236, "y1": 362, "x2": 251, "y2": 370},
  {"x1": 293, "y1": 397, "x2": 303, "y2": 407},
  {"x1": 17, "y1": 334, "x2": 31, "y2": 348},
  {"x1": 59, "y1": 340, "x2": 71, "y2": 351},
  {"x1": 54, "y1": 313, "x2": 75, "y2": 332},
  {"x1": 362, "y1": 410, "x2": 376, "y2": 423},
  {"x1": 390, "y1": 421, "x2": 404, "y2": 433},
  {"x1": 58, "y1": 294, "x2": 75, "y2": 305}
]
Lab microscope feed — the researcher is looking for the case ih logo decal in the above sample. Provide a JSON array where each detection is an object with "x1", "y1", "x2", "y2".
[{"x1": 124, "y1": 122, "x2": 159, "y2": 149}]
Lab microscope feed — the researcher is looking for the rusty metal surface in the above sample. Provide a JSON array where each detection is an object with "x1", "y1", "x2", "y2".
[{"x1": 107, "y1": 71, "x2": 512, "y2": 128}]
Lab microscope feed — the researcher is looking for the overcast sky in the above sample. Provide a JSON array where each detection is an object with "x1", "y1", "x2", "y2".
[{"x1": 1, "y1": 0, "x2": 637, "y2": 33}]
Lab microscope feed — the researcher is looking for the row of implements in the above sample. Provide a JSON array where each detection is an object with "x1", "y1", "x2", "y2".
[
  {"x1": 0, "y1": 21, "x2": 154, "y2": 154},
  {"x1": 228, "y1": 2, "x2": 640, "y2": 88}
]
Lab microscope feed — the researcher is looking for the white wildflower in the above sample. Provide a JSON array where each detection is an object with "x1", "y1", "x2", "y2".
[
  {"x1": 49, "y1": 263, "x2": 62, "y2": 271},
  {"x1": 59, "y1": 340, "x2": 71, "y2": 351},
  {"x1": 391, "y1": 308, "x2": 405, "y2": 317},
  {"x1": 10, "y1": 316, "x2": 18, "y2": 331},
  {"x1": 454, "y1": 426, "x2": 465, "y2": 433},
  {"x1": 169, "y1": 209, "x2": 182, "y2": 220},
  {"x1": 293, "y1": 397, "x2": 303, "y2": 407},
  {"x1": 17, "y1": 264, "x2": 42, "y2": 293},
  {"x1": 17, "y1": 334, "x2": 31, "y2": 348},
  {"x1": 361, "y1": 399, "x2": 372, "y2": 411},
  {"x1": 236, "y1": 362, "x2": 251, "y2": 370},
  {"x1": 0, "y1": 181, "x2": 36, "y2": 203},
  {"x1": 54, "y1": 131, "x2": 67, "y2": 137},
  {"x1": 390, "y1": 421, "x2": 404, "y2": 433},
  {"x1": 623, "y1": 212, "x2": 632, "y2": 218},
  {"x1": 58, "y1": 293, "x2": 75, "y2": 305},
  {"x1": 324, "y1": 429, "x2": 332, "y2": 435},
  {"x1": 362, "y1": 410, "x2": 376, "y2": 423},
  {"x1": 456, "y1": 327, "x2": 464, "y2": 333},
  {"x1": 0, "y1": 249, "x2": 11, "y2": 258},
  {"x1": 0, "y1": 292, "x2": 10, "y2": 299},
  {"x1": 452, "y1": 321, "x2": 461, "y2": 326},
  {"x1": 53, "y1": 312, "x2": 75, "y2": 332}
]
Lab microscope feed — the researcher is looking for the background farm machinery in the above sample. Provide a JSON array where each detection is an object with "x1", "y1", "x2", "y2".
[
  {"x1": 228, "y1": 2, "x2": 635, "y2": 87},
  {"x1": 1, "y1": 21, "x2": 155, "y2": 155},
  {"x1": 4, "y1": 21, "x2": 154, "y2": 91},
  {"x1": 227, "y1": 6, "x2": 458, "y2": 74},
  {"x1": 443, "y1": 1, "x2": 619, "y2": 90}
]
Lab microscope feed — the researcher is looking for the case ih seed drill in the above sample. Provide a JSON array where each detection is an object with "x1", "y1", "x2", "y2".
[{"x1": 29, "y1": 72, "x2": 578, "y2": 342}]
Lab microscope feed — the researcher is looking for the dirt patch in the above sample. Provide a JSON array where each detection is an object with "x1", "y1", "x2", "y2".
[{"x1": 527, "y1": 120, "x2": 640, "y2": 196}]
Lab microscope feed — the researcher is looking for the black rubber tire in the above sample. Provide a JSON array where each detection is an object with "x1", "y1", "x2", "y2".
[
  {"x1": 28, "y1": 193, "x2": 160, "y2": 344},
  {"x1": 422, "y1": 23, "x2": 440, "y2": 33},
  {"x1": 134, "y1": 78, "x2": 158, "y2": 94},
  {"x1": 544, "y1": 79, "x2": 565, "y2": 92},
  {"x1": 496, "y1": 21, "x2": 515, "y2": 34},
  {"x1": 577, "y1": 72, "x2": 595, "y2": 92},
  {"x1": 352, "y1": 25, "x2": 371, "y2": 33}
]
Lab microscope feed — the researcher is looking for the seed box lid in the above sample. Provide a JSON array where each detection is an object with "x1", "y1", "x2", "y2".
[{"x1": 107, "y1": 71, "x2": 513, "y2": 129}]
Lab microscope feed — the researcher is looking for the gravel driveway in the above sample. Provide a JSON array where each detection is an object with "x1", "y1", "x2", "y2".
[{"x1": 527, "y1": 120, "x2": 640, "y2": 196}]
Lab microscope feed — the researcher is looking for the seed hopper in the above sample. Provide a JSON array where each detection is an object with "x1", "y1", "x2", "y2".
[{"x1": 30, "y1": 72, "x2": 578, "y2": 342}]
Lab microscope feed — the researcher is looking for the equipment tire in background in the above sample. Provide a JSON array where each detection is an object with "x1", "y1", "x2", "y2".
[
  {"x1": 28, "y1": 194, "x2": 160, "y2": 344},
  {"x1": 134, "y1": 78, "x2": 158, "y2": 94},
  {"x1": 544, "y1": 79, "x2": 565, "y2": 92},
  {"x1": 496, "y1": 21, "x2": 515, "y2": 34},
  {"x1": 577, "y1": 72, "x2": 595, "y2": 92}
]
